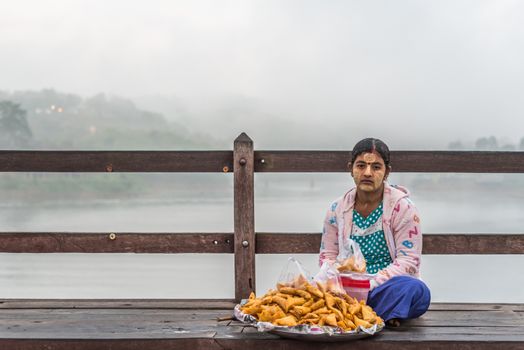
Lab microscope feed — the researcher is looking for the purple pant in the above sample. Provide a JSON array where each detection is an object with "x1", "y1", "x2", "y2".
[{"x1": 367, "y1": 276, "x2": 431, "y2": 322}]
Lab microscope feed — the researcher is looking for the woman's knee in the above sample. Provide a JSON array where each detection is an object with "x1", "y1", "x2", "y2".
[
  {"x1": 389, "y1": 276, "x2": 431, "y2": 306},
  {"x1": 413, "y1": 279, "x2": 431, "y2": 301},
  {"x1": 409, "y1": 279, "x2": 431, "y2": 317}
]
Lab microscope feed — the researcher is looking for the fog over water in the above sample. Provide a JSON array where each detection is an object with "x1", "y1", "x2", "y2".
[
  {"x1": 1, "y1": 1, "x2": 524, "y2": 301},
  {"x1": 1, "y1": 173, "x2": 523, "y2": 302}
]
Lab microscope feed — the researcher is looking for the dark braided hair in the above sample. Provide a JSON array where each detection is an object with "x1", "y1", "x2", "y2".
[{"x1": 350, "y1": 138, "x2": 391, "y2": 167}]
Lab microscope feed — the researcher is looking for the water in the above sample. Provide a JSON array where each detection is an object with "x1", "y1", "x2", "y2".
[{"x1": 1, "y1": 173, "x2": 523, "y2": 302}]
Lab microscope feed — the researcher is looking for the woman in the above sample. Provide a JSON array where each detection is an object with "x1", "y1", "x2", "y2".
[{"x1": 319, "y1": 138, "x2": 431, "y2": 327}]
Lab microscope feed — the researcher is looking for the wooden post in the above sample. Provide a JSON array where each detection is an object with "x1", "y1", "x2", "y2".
[{"x1": 233, "y1": 133, "x2": 255, "y2": 302}]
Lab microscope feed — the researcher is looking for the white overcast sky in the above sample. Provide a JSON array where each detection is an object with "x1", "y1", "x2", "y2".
[{"x1": 1, "y1": 0, "x2": 524, "y2": 147}]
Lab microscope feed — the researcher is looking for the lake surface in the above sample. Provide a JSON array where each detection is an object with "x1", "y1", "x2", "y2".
[{"x1": 1, "y1": 173, "x2": 523, "y2": 302}]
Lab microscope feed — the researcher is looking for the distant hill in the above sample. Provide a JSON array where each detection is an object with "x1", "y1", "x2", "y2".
[{"x1": 0, "y1": 89, "x2": 219, "y2": 150}]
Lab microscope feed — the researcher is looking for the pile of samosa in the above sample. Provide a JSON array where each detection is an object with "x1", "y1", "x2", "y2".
[{"x1": 240, "y1": 276, "x2": 383, "y2": 331}]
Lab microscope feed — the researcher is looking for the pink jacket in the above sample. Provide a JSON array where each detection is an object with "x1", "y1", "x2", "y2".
[{"x1": 319, "y1": 182, "x2": 422, "y2": 286}]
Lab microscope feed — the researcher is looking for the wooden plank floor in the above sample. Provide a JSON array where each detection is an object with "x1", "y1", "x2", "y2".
[{"x1": 0, "y1": 300, "x2": 523, "y2": 349}]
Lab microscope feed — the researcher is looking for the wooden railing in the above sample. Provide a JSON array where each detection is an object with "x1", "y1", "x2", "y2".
[{"x1": 1, "y1": 133, "x2": 524, "y2": 301}]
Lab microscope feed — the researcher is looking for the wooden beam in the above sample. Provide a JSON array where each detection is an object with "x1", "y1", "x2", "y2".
[
  {"x1": 0, "y1": 306, "x2": 523, "y2": 349},
  {"x1": 2, "y1": 150, "x2": 523, "y2": 173},
  {"x1": 1, "y1": 232, "x2": 522, "y2": 254},
  {"x1": 421, "y1": 233, "x2": 524, "y2": 254},
  {"x1": 254, "y1": 151, "x2": 524, "y2": 173},
  {"x1": 0, "y1": 151, "x2": 233, "y2": 172},
  {"x1": 0, "y1": 337, "x2": 522, "y2": 350},
  {"x1": 255, "y1": 233, "x2": 524, "y2": 255},
  {"x1": 0, "y1": 300, "x2": 522, "y2": 312},
  {"x1": 0, "y1": 233, "x2": 234, "y2": 253},
  {"x1": 233, "y1": 133, "x2": 255, "y2": 302},
  {"x1": 0, "y1": 299, "x2": 236, "y2": 309}
]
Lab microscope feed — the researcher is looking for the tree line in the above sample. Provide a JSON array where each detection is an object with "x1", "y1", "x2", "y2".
[{"x1": 0, "y1": 89, "x2": 217, "y2": 150}]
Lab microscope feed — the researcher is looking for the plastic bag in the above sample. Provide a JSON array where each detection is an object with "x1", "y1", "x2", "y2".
[
  {"x1": 312, "y1": 261, "x2": 345, "y2": 295},
  {"x1": 336, "y1": 238, "x2": 367, "y2": 273},
  {"x1": 277, "y1": 257, "x2": 313, "y2": 289},
  {"x1": 336, "y1": 239, "x2": 373, "y2": 302}
]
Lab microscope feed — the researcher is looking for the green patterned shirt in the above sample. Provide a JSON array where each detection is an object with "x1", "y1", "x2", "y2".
[{"x1": 350, "y1": 202, "x2": 393, "y2": 274}]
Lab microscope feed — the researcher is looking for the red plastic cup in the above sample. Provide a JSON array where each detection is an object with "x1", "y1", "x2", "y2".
[{"x1": 340, "y1": 274, "x2": 371, "y2": 303}]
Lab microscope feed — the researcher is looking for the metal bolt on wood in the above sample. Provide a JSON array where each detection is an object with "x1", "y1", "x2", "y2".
[{"x1": 108, "y1": 233, "x2": 116, "y2": 240}]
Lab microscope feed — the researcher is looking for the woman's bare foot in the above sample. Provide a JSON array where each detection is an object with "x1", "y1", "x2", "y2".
[{"x1": 386, "y1": 318, "x2": 401, "y2": 327}]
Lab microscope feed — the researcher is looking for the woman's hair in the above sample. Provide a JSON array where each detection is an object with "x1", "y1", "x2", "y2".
[{"x1": 351, "y1": 138, "x2": 391, "y2": 167}]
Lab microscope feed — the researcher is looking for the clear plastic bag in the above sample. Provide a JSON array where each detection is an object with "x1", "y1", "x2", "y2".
[
  {"x1": 336, "y1": 239, "x2": 373, "y2": 302},
  {"x1": 277, "y1": 257, "x2": 313, "y2": 289},
  {"x1": 313, "y1": 261, "x2": 345, "y2": 295},
  {"x1": 336, "y1": 238, "x2": 367, "y2": 273}
]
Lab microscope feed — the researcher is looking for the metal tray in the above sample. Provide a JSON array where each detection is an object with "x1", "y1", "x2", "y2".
[
  {"x1": 234, "y1": 304, "x2": 384, "y2": 342},
  {"x1": 268, "y1": 325, "x2": 383, "y2": 342}
]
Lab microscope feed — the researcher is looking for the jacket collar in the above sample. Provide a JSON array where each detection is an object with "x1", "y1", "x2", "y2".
[{"x1": 339, "y1": 182, "x2": 410, "y2": 217}]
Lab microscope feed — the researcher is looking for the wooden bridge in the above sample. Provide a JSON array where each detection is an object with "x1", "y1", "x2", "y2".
[{"x1": 1, "y1": 133, "x2": 523, "y2": 349}]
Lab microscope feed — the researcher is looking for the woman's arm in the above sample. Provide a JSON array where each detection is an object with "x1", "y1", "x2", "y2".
[
  {"x1": 374, "y1": 198, "x2": 422, "y2": 286},
  {"x1": 318, "y1": 202, "x2": 340, "y2": 266}
]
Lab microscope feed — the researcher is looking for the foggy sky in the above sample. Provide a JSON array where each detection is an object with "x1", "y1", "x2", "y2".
[{"x1": 1, "y1": 0, "x2": 524, "y2": 148}]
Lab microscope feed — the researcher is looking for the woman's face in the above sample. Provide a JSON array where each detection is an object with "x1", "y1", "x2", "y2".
[{"x1": 351, "y1": 151, "x2": 389, "y2": 193}]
